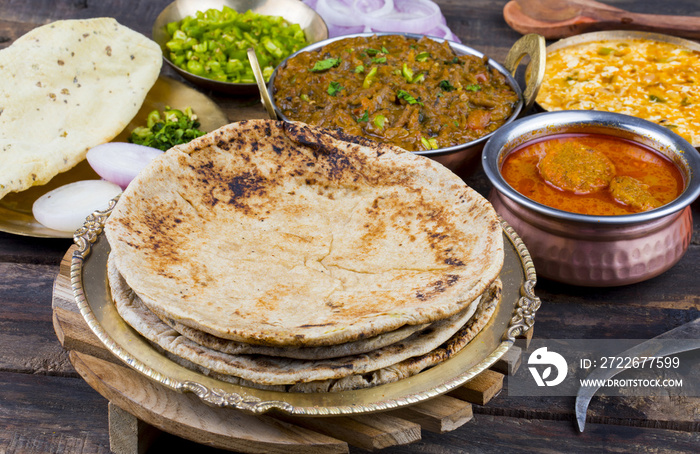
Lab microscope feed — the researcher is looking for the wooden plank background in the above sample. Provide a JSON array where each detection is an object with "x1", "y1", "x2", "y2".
[{"x1": 0, "y1": 0, "x2": 699, "y2": 452}]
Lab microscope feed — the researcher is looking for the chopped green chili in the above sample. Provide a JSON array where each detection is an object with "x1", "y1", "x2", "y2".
[
  {"x1": 374, "y1": 114, "x2": 386, "y2": 129},
  {"x1": 164, "y1": 6, "x2": 308, "y2": 83},
  {"x1": 415, "y1": 52, "x2": 430, "y2": 62}
]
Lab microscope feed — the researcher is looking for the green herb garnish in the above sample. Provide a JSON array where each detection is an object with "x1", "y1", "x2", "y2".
[
  {"x1": 397, "y1": 90, "x2": 423, "y2": 106},
  {"x1": 356, "y1": 110, "x2": 369, "y2": 122},
  {"x1": 438, "y1": 80, "x2": 456, "y2": 91},
  {"x1": 311, "y1": 57, "x2": 342, "y2": 72},
  {"x1": 372, "y1": 56, "x2": 387, "y2": 64},
  {"x1": 328, "y1": 81, "x2": 344, "y2": 96},
  {"x1": 354, "y1": 65, "x2": 365, "y2": 73},
  {"x1": 129, "y1": 107, "x2": 205, "y2": 151},
  {"x1": 365, "y1": 48, "x2": 380, "y2": 56},
  {"x1": 649, "y1": 94, "x2": 666, "y2": 103},
  {"x1": 465, "y1": 84, "x2": 481, "y2": 92}
]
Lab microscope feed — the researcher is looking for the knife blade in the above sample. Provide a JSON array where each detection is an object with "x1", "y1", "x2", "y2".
[{"x1": 575, "y1": 317, "x2": 700, "y2": 432}]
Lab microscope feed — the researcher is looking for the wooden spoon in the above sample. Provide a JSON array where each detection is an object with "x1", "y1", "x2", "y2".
[{"x1": 504, "y1": 0, "x2": 700, "y2": 39}]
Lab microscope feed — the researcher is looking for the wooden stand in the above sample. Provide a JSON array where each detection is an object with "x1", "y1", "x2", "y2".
[{"x1": 52, "y1": 247, "x2": 527, "y2": 453}]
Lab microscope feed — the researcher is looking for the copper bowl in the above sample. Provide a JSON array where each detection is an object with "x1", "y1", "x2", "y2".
[
  {"x1": 258, "y1": 32, "x2": 546, "y2": 176},
  {"x1": 482, "y1": 110, "x2": 700, "y2": 287}
]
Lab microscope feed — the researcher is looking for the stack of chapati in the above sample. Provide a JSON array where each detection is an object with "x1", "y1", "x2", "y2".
[{"x1": 104, "y1": 120, "x2": 505, "y2": 392}]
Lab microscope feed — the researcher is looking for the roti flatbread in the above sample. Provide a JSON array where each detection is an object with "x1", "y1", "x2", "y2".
[
  {"x1": 0, "y1": 18, "x2": 161, "y2": 199},
  {"x1": 160, "y1": 313, "x2": 430, "y2": 360},
  {"x1": 105, "y1": 120, "x2": 504, "y2": 347},
  {"x1": 109, "y1": 255, "x2": 493, "y2": 386}
]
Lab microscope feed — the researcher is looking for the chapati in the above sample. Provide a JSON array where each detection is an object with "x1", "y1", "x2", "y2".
[
  {"x1": 160, "y1": 314, "x2": 430, "y2": 360},
  {"x1": 105, "y1": 119, "x2": 504, "y2": 347},
  {"x1": 109, "y1": 254, "x2": 501, "y2": 388},
  {"x1": 0, "y1": 18, "x2": 161, "y2": 199},
  {"x1": 109, "y1": 255, "x2": 492, "y2": 385}
]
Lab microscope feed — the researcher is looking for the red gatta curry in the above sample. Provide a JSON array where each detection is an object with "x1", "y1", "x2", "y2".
[{"x1": 500, "y1": 134, "x2": 684, "y2": 215}]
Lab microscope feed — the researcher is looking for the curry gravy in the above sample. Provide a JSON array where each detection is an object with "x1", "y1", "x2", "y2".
[{"x1": 501, "y1": 134, "x2": 684, "y2": 215}]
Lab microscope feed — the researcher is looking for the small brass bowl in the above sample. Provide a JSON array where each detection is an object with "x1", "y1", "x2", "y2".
[
  {"x1": 482, "y1": 110, "x2": 700, "y2": 287},
  {"x1": 152, "y1": 0, "x2": 329, "y2": 95}
]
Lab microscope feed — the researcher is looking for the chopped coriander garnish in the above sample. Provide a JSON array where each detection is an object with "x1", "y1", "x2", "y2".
[
  {"x1": 465, "y1": 84, "x2": 481, "y2": 92},
  {"x1": 129, "y1": 106, "x2": 205, "y2": 151},
  {"x1": 311, "y1": 57, "x2": 341, "y2": 72},
  {"x1": 438, "y1": 80, "x2": 456, "y2": 91},
  {"x1": 356, "y1": 110, "x2": 369, "y2": 122},
  {"x1": 354, "y1": 65, "x2": 365, "y2": 73},
  {"x1": 328, "y1": 81, "x2": 343, "y2": 96},
  {"x1": 372, "y1": 56, "x2": 387, "y2": 64},
  {"x1": 397, "y1": 90, "x2": 423, "y2": 106},
  {"x1": 381, "y1": 46, "x2": 389, "y2": 53},
  {"x1": 365, "y1": 48, "x2": 380, "y2": 56}
]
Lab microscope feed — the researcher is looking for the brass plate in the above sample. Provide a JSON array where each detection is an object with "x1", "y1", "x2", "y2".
[
  {"x1": 0, "y1": 76, "x2": 229, "y2": 238},
  {"x1": 71, "y1": 206, "x2": 540, "y2": 416}
]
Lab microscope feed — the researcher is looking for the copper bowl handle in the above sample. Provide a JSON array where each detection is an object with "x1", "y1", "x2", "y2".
[
  {"x1": 247, "y1": 48, "x2": 278, "y2": 120},
  {"x1": 503, "y1": 33, "x2": 545, "y2": 112}
]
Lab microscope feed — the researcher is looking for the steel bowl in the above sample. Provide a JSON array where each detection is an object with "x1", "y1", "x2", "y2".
[
  {"x1": 482, "y1": 110, "x2": 700, "y2": 287},
  {"x1": 259, "y1": 32, "x2": 546, "y2": 176},
  {"x1": 152, "y1": 0, "x2": 329, "y2": 95}
]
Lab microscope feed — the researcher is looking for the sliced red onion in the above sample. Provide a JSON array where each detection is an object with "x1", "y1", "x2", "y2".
[
  {"x1": 354, "y1": 0, "x2": 395, "y2": 17},
  {"x1": 314, "y1": 0, "x2": 365, "y2": 27},
  {"x1": 306, "y1": 0, "x2": 460, "y2": 41},
  {"x1": 86, "y1": 142, "x2": 163, "y2": 189},
  {"x1": 32, "y1": 180, "x2": 122, "y2": 233},
  {"x1": 364, "y1": 0, "x2": 440, "y2": 33}
]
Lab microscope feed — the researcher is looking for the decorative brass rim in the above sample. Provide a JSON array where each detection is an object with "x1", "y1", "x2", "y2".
[{"x1": 71, "y1": 203, "x2": 540, "y2": 416}]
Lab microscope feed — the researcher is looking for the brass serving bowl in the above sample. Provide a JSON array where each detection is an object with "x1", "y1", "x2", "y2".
[
  {"x1": 255, "y1": 32, "x2": 546, "y2": 176},
  {"x1": 482, "y1": 110, "x2": 700, "y2": 287},
  {"x1": 152, "y1": 0, "x2": 329, "y2": 95}
]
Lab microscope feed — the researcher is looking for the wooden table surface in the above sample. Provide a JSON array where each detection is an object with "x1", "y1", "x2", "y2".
[{"x1": 1, "y1": 0, "x2": 699, "y2": 452}]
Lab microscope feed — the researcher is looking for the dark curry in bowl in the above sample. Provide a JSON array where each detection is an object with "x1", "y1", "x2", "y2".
[{"x1": 270, "y1": 34, "x2": 525, "y2": 154}]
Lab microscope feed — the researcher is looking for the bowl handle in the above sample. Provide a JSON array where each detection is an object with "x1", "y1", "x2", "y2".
[
  {"x1": 247, "y1": 48, "x2": 278, "y2": 120},
  {"x1": 503, "y1": 34, "x2": 546, "y2": 112}
]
